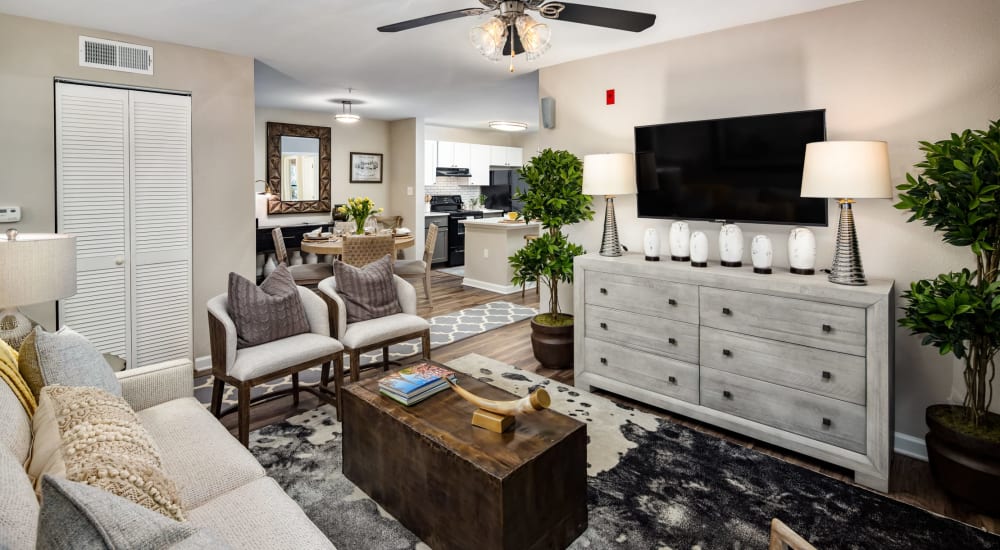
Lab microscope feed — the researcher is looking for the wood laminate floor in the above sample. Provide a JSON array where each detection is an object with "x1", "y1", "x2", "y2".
[{"x1": 211, "y1": 269, "x2": 1000, "y2": 535}]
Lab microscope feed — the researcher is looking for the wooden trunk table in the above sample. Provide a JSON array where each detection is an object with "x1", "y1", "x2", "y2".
[{"x1": 342, "y1": 363, "x2": 587, "y2": 550}]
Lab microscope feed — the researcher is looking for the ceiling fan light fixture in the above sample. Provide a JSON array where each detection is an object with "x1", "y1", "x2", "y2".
[
  {"x1": 515, "y1": 14, "x2": 551, "y2": 61},
  {"x1": 469, "y1": 16, "x2": 507, "y2": 60},
  {"x1": 489, "y1": 120, "x2": 528, "y2": 132}
]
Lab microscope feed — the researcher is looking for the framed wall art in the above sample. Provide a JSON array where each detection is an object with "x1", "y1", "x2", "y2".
[{"x1": 350, "y1": 152, "x2": 383, "y2": 183}]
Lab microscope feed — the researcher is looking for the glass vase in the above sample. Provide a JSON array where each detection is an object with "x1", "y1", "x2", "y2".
[{"x1": 353, "y1": 216, "x2": 367, "y2": 235}]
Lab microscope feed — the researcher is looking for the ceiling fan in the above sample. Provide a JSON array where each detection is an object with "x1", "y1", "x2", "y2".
[{"x1": 377, "y1": 1, "x2": 656, "y2": 71}]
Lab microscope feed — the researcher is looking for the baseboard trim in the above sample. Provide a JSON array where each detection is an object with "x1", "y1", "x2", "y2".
[
  {"x1": 461, "y1": 277, "x2": 534, "y2": 295},
  {"x1": 194, "y1": 355, "x2": 211, "y2": 378},
  {"x1": 894, "y1": 432, "x2": 928, "y2": 462}
]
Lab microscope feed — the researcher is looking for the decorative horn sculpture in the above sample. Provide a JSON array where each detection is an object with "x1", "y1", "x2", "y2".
[{"x1": 447, "y1": 379, "x2": 551, "y2": 433}]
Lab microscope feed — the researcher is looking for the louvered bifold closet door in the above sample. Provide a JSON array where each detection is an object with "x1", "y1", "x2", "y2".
[
  {"x1": 128, "y1": 91, "x2": 192, "y2": 368},
  {"x1": 56, "y1": 83, "x2": 131, "y2": 359}
]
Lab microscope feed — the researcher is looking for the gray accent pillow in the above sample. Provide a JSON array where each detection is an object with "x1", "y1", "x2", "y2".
[
  {"x1": 333, "y1": 255, "x2": 402, "y2": 323},
  {"x1": 227, "y1": 263, "x2": 310, "y2": 348},
  {"x1": 18, "y1": 326, "x2": 121, "y2": 400},
  {"x1": 37, "y1": 475, "x2": 230, "y2": 550}
]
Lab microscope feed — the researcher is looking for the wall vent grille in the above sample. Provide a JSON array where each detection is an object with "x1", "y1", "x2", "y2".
[{"x1": 79, "y1": 36, "x2": 153, "y2": 74}]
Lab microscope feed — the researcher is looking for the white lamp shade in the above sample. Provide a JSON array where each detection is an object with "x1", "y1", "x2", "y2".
[
  {"x1": 800, "y1": 141, "x2": 893, "y2": 199},
  {"x1": 582, "y1": 153, "x2": 637, "y2": 196},
  {"x1": 0, "y1": 233, "x2": 77, "y2": 308}
]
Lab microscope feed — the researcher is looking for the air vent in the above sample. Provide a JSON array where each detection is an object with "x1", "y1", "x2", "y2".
[{"x1": 79, "y1": 36, "x2": 153, "y2": 75}]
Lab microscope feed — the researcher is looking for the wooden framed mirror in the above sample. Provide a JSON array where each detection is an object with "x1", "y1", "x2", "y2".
[{"x1": 266, "y1": 121, "x2": 331, "y2": 214}]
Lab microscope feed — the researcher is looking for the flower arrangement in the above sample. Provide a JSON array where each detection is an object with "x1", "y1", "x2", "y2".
[{"x1": 337, "y1": 197, "x2": 383, "y2": 235}]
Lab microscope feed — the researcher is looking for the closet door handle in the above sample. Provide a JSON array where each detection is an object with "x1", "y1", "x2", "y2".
[{"x1": 114, "y1": 256, "x2": 125, "y2": 266}]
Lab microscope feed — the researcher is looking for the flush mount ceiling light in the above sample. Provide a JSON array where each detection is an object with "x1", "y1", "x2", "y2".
[
  {"x1": 378, "y1": 1, "x2": 656, "y2": 73},
  {"x1": 333, "y1": 89, "x2": 361, "y2": 123},
  {"x1": 489, "y1": 120, "x2": 528, "y2": 132}
]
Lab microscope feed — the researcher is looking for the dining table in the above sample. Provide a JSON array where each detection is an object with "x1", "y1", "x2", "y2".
[{"x1": 299, "y1": 233, "x2": 416, "y2": 256}]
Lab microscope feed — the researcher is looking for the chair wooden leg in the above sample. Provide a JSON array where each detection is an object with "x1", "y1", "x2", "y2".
[
  {"x1": 350, "y1": 350, "x2": 361, "y2": 383},
  {"x1": 422, "y1": 329, "x2": 432, "y2": 360},
  {"x1": 321, "y1": 361, "x2": 331, "y2": 387},
  {"x1": 210, "y1": 377, "x2": 225, "y2": 417},
  {"x1": 423, "y1": 270, "x2": 432, "y2": 305},
  {"x1": 238, "y1": 383, "x2": 251, "y2": 447},
  {"x1": 292, "y1": 372, "x2": 300, "y2": 406},
  {"x1": 382, "y1": 346, "x2": 390, "y2": 371},
  {"x1": 334, "y1": 356, "x2": 344, "y2": 422}
]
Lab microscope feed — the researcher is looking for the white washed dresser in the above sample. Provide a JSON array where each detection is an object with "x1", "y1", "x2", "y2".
[{"x1": 573, "y1": 253, "x2": 894, "y2": 491}]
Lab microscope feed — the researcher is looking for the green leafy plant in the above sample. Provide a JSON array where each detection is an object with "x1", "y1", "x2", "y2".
[
  {"x1": 895, "y1": 120, "x2": 1000, "y2": 427},
  {"x1": 509, "y1": 149, "x2": 594, "y2": 324}
]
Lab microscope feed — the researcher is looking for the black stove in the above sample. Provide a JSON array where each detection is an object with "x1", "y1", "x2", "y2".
[{"x1": 429, "y1": 195, "x2": 483, "y2": 266}]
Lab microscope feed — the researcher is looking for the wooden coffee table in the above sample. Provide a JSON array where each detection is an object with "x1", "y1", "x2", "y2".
[{"x1": 342, "y1": 362, "x2": 587, "y2": 550}]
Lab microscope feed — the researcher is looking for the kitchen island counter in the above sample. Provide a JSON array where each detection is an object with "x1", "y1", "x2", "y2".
[{"x1": 459, "y1": 218, "x2": 540, "y2": 294}]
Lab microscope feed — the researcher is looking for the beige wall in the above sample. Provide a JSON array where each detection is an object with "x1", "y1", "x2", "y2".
[
  {"x1": 388, "y1": 118, "x2": 425, "y2": 260},
  {"x1": 0, "y1": 13, "x2": 255, "y2": 359},
  {"x1": 536, "y1": 0, "x2": 1000, "y2": 441},
  {"x1": 254, "y1": 108, "x2": 393, "y2": 226}
]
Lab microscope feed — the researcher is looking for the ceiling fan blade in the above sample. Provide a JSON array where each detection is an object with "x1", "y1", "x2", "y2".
[
  {"x1": 502, "y1": 24, "x2": 524, "y2": 56},
  {"x1": 377, "y1": 8, "x2": 486, "y2": 32},
  {"x1": 540, "y1": 3, "x2": 656, "y2": 32}
]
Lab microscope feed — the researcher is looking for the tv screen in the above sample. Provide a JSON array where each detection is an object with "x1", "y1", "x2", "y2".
[{"x1": 634, "y1": 109, "x2": 828, "y2": 226}]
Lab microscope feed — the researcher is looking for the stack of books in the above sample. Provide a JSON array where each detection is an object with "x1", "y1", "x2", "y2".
[{"x1": 379, "y1": 363, "x2": 456, "y2": 406}]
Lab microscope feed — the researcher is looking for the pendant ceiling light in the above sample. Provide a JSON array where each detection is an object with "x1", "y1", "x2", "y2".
[
  {"x1": 488, "y1": 121, "x2": 528, "y2": 132},
  {"x1": 334, "y1": 89, "x2": 361, "y2": 124}
]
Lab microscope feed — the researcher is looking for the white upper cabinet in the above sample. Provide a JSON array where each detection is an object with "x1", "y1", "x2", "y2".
[
  {"x1": 425, "y1": 140, "x2": 437, "y2": 186},
  {"x1": 437, "y1": 141, "x2": 471, "y2": 169},
  {"x1": 469, "y1": 144, "x2": 491, "y2": 186},
  {"x1": 489, "y1": 145, "x2": 524, "y2": 167}
]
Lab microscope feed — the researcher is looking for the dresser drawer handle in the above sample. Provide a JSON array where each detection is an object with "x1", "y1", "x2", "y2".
[
  {"x1": 600, "y1": 357, "x2": 608, "y2": 365},
  {"x1": 822, "y1": 417, "x2": 832, "y2": 427},
  {"x1": 668, "y1": 376, "x2": 677, "y2": 384},
  {"x1": 722, "y1": 307, "x2": 732, "y2": 316},
  {"x1": 822, "y1": 324, "x2": 832, "y2": 333},
  {"x1": 599, "y1": 322, "x2": 608, "y2": 330},
  {"x1": 668, "y1": 337, "x2": 677, "y2": 345},
  {"x1": 723, "y1": 390, "x2": 733, "y2": 399},
  {"x1": 722, "y1": 349, "x2": 732, "y2": 357},
  {"x1": 600, "y1": 287, "x2": 608, "y2": 295},
  {"x1": 822, "y1": 371, "x2": 832, "y2": 380},
  {"x1": 668, "y1": 298, "x2": 677, "y2": 306}
]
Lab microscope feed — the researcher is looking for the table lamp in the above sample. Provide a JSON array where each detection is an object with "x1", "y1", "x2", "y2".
[
  {"x1": 0, "y1": 230, "x2": 77, "y2": 347},
  {"x1": 582, "y1": 153, "x2": 637, "y2": 257},
  {"x1": 800, "y1": 141, "x2": 892, "y2": 285}
]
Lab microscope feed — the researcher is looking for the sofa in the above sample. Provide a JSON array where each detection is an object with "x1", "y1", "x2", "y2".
[{"x1": 0, "y1": 358, "x2": 335, "y2": 549}]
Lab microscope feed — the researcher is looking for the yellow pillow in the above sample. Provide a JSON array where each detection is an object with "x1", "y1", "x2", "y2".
[{"x1": 28, "y1": 385, "x2": 185, "y2": 521}]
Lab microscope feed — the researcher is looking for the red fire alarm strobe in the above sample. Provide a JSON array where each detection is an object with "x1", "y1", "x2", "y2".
[{"x1": 606, "y1": 89, "x2": 615, "y2": 105}]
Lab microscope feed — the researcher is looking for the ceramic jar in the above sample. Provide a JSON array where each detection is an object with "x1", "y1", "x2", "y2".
[
  {"x1": 751, "y1": 235, "x2": 773, "y2": 274},
  {"x1": 719, "y1": 224, "x2": 743, "y2": 267},
  {"x1": 643, "y1": 228, "x2": 660, "y2": 261},
  {"x1": 788, "y1": 227, "x2": 817, "y2": 275},
  {"x1": 669, "y1": 221, "x2": 690, "y2": 261},
  {"x1": 690, "y1": 231, "x2": 708, "y2": 267}
]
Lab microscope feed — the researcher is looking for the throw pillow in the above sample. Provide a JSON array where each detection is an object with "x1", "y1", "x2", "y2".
[
  {"x1": 28, "y1": 385, "x2": 185, "y2": 521},
  {"x1": 37, "y1": 475, "x2": 229, "y2": 550},
  {"x1": 18, "y1": 326, "x2": 121, "y2": 400},
  {"x1": 227, "y1": 263, "x2": 310, "y2": 348},
  {"x1": 333, "y1": 254, "x2": 402, "y2": 323}
]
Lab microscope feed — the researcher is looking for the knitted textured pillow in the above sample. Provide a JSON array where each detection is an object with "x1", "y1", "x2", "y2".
[
  {"x1": 227, "y1": 263, "x2": 311, "y2": 348},
  {"x1": 28, "y1": 385, "x2": 185, "y2": 521},
  {"x1": 333, "y1": 254, "x2": 402, "y2": 323}
]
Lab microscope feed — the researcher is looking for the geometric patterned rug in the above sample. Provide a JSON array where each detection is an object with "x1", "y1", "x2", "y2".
[{"x1": 193, "y1": 301, "x2": 538, "y2": 407}]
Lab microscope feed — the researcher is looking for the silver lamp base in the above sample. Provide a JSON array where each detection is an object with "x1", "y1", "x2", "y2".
[
  {"x1": 0, "y1": 307, "x2": 35, "y2": 349},
  {"x1": 829, "y1": 199, "x2": 867, "y2": 286},
  {"x1": 599, "y1": 196, "x2": 623, "y2": 257}
]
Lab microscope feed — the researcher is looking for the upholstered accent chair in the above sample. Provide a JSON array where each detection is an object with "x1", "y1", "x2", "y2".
[
  {"x1": 207, "y1": 287, "x2": 344, "y2": 444},
  {"x1": 271, "y1": 227, "x2": 333, "y2": 285},
  {"x1": 317, "y1": 276, "x2": 430, "y2": 406},
  {"x1": 341, "y1": 234, "x2": 395, "y2": 268},
  {"x1": 395, "y1": 223, "x2": 437, "y2": 305}
]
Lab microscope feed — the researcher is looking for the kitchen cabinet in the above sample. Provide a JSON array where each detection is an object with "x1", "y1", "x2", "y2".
[
  {"x1": 425, "y1": 140, "x2": 437, "y2": 186},
  {"x1": 489, "y1": 146, "x2": 523, "y2": 168},
  {"x1": 437, "y1": 141, "x2": 470, "y2": 169},
  {"x1": 468, "y1": 144, "x2": 491, "y2": 186}
]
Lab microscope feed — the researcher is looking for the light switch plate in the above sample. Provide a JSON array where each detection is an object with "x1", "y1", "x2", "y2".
[{"x1": 0, "y1": 206, "x2": 21, "y2": 223}]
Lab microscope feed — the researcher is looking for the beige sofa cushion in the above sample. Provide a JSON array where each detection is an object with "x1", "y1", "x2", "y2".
[
  {"x1": 187, "y1": 477, "x2": 335, "y2": 550},
  {"x1": 0, "y1": 446, "x2": 38, "y2": 550},
  {"x1": 137, "y1": 397, "x2": 265, "y2": 509},
  {"x1": 0, "y1": 381, "x2": 32, "y2": 464}
]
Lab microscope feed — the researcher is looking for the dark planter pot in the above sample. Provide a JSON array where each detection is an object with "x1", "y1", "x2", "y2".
[
  {"x1": 925, "y1": 404, "x2": 1000, "y2": 515},
  {"x1": 530, "y1": 316, "x2": 574, "y2": 370}
]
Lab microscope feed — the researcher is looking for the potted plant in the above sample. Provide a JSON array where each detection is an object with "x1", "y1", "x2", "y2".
[
  {"x1": 895, "y1": 119, "x2": 1000, "y2": 512},
  {"x1": 337, "y1": 196, "x2": 383, "y2": 235},
  {"x1": 509, "y1": 149, "x2": 594, "y2": 369}
]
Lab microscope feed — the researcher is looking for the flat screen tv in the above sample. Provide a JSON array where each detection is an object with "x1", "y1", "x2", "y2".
[{"x1": 634, "y1": 109, "x2": 828, "y2": 226}]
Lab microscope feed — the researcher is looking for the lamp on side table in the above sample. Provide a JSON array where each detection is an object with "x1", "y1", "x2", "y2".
[
  {"x1": 582, "y1": 153, "x2": 637, "y2": 257},
  {"x1": 0, "y1": 230, "x2": 77, "y2": 348}
]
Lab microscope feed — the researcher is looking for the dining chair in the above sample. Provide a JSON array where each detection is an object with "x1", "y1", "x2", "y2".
[
  {"x1": 341, "y1": 234, "x2": 396, "y2": 268},
  {"x1": 375, "y1": 214, "x2": 403, "y2": 230},
  {"x1": 395, "y1": 223, "x2": 437, "y2": 305},
  {"x1": 271, "y1": 227, "x2": 333, "y2": 285}
]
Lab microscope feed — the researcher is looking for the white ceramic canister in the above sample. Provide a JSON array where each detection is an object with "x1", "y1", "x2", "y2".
[
  {"x1": 690, "y1": 231, "x2": 709, "y2": 267},
  {"x1": 643, "y1": 228, "x2": 661, "y2": 261},
  {"x1": 788, "y1": 227, "x2": 817, "y2": 275},
  {"x1": 718, "y1": 224, "x2": 743, "y2": 267},
  {"x1": 669, "y1": 221, "x2": 690, "y2": 261},
  {"x1": 751, "y1": 235, "x2": 773, "y2": 274}
]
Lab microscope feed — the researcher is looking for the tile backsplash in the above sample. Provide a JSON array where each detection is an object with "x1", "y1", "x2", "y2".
[{"x1": 427, "y1": 177, "x2": 486, "y2": 206}]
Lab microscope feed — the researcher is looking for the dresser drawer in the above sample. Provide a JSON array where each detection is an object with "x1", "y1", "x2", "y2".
[
  {"x1": 584, "y1": 338, "x2": 699, "y2": 404},
  {"x1": 585, "y1": 271, "x2": 698, "y2": 324},
  {"x1": 585, "y1": 305, "x2": 699, "y2": 364},
  {"x1": 699, "y1": 287, "x2": 866, "y2": 356},
  {"x1": 700, "y1": 367, "x2": 866, "y2": 453},
  {"x1": 700, "y1": 327, "x2": 866, "y2": 405}
]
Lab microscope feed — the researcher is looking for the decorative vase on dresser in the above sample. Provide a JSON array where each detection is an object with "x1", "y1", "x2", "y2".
[
  {"x1": 751, "y1": 235, "x2": 773, "y2": 274},
  {"x1": 669, "y1": 221, "x2": 690, "y2": 261},
  {"x1": 573, "y1": 253, "x2": 894, "y2": 491},
  {"x1": 689, "y1": 231, "x2": 708, "y2": 268},
  {"x1": 788, "y1": 227, "x2": 817, "y2": 275},
  {"x1": 643, "y1": 228, "x2": 660, "y2": 261},
  {"x1": 719, "y1": 224, "x2": 743, "y2": 267}
]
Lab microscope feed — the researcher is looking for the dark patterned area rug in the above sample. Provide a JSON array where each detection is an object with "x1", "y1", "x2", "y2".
[{"x1": 249, "y1": 354, "x2": 1000, "y2": 550}]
